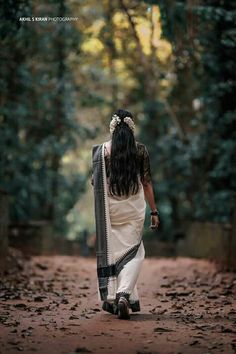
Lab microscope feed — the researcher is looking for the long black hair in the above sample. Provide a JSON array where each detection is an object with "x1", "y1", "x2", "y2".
[{"x1": 109, "y1": 109, "x2": 140, "y2": 197}]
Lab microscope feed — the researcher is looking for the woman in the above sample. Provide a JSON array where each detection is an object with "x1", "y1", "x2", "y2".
[{"x1": 91, "y1": 109, "x2": 159, "y2": 320}]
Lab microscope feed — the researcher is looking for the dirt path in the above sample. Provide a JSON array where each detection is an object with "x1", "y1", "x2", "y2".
[{"x1": 0, "y1": 254, "x2": 235, "y2": 354}]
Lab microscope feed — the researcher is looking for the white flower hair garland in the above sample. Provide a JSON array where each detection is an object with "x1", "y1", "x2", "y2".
[{"x1": 110, "y1": 114, "x2": 135, "y2": 135}]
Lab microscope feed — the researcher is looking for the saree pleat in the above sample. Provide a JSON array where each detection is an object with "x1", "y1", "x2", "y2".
[{"x1": 92, "y1": 143, "x2": 146, "y2": 311}]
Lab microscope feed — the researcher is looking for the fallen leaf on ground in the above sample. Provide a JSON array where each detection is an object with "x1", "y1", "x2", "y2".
[{"x1": 154, "y1": 327, "x2": 175, "y2": 333}]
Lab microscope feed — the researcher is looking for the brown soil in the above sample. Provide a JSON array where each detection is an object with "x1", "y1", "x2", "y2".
[{"x1": 0, "y1": 252, "x2": 235, "y2": 354}]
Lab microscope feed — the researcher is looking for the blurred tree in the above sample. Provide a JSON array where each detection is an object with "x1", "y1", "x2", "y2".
[
  {"x1": 0, "y1": 0, "x2": 87, "y2": 234},
  {"x1": 1, "y1": 0, "x2": 235, "y2": 240},
  {"x1": 143, "y1": 0, "x2": 236, "y2": 236}
]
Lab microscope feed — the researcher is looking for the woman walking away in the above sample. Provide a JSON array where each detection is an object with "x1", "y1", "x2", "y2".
[{"x1": 91, "y1": 109, "x2": 160, "y2": 320}]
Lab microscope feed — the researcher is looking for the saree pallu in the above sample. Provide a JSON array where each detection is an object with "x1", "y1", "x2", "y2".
[{"x1": 92, "y1": 143, "x2": 146, "y2": 311}]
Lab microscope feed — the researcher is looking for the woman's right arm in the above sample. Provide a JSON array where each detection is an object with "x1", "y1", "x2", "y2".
[
  {"x1": 140, "y1": 144, "x2": 160, "y2": 229},
  {"x1": 143, "y1": 181, "x2": 160, "y2": 229},
  {"x1": 143, "y1": 181, "x2": 157, "y2": 211}
]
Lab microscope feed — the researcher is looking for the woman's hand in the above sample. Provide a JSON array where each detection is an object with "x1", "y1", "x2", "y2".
[{"x1": 150, "y1": 215, "x2": 160, "y2": 230}]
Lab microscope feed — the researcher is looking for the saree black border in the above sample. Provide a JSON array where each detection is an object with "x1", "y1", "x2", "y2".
[{"x1": 92, "y1": 144, "x2": 109, "y2": 300}]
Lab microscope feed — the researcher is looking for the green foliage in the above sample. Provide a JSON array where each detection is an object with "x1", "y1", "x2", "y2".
[
  {"x1": 142, "y1": 0, "x2": 236, "y2": 236},
  {"x1": 0, "y1": 0, "x2": 87, "y2": 234},
  {"x1": 1, "y1": 0, "x2": 236, "y2": 240}
]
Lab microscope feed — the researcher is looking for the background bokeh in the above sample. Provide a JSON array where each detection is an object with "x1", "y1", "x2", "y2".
[{"x1": 1, "y1": 0, "x2": 235, "y2": 248}]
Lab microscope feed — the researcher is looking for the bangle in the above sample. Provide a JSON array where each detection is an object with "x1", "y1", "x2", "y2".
[{"x1": 150, "y1": 210, "x2": 160, "y2": 216}]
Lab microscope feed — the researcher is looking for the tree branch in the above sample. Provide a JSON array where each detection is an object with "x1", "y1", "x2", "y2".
[{"x1": 119, "y1": 0, "x2": 145, "y2": 64}]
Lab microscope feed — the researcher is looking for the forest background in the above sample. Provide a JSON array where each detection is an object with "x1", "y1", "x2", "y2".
[{"x1": 1, "y1": 0, "x2": 235, "y2": 244}]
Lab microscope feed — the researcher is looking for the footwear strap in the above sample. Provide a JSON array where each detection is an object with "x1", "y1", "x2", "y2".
[
  {"x1": 116, "y1": 292, "x2": 130, "y2": 303},
  {"x1": 119, "y1": 296, "x2": 130, "y2": 308}
]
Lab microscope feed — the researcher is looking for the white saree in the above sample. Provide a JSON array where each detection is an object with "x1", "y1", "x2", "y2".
[{"x1": 92, "y1": 142, "x2": 147, "y2": 312}]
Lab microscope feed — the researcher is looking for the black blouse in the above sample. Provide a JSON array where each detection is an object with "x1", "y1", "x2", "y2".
[{"x1": 104, "y1": 141, "x2": 152, "y2": 185}]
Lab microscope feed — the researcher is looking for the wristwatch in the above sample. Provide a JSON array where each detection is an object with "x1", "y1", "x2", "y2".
[{"x1": 150, "y1": 210, "x2": 160, "y2": 216}]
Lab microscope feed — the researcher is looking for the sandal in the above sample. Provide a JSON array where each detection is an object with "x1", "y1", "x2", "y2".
[
  {"x1": 117, "y1": 296, "x2": 130, "y2": 320},
  {"x1": 102, "y1": 301, "x2": 118, "y2": 315}
]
